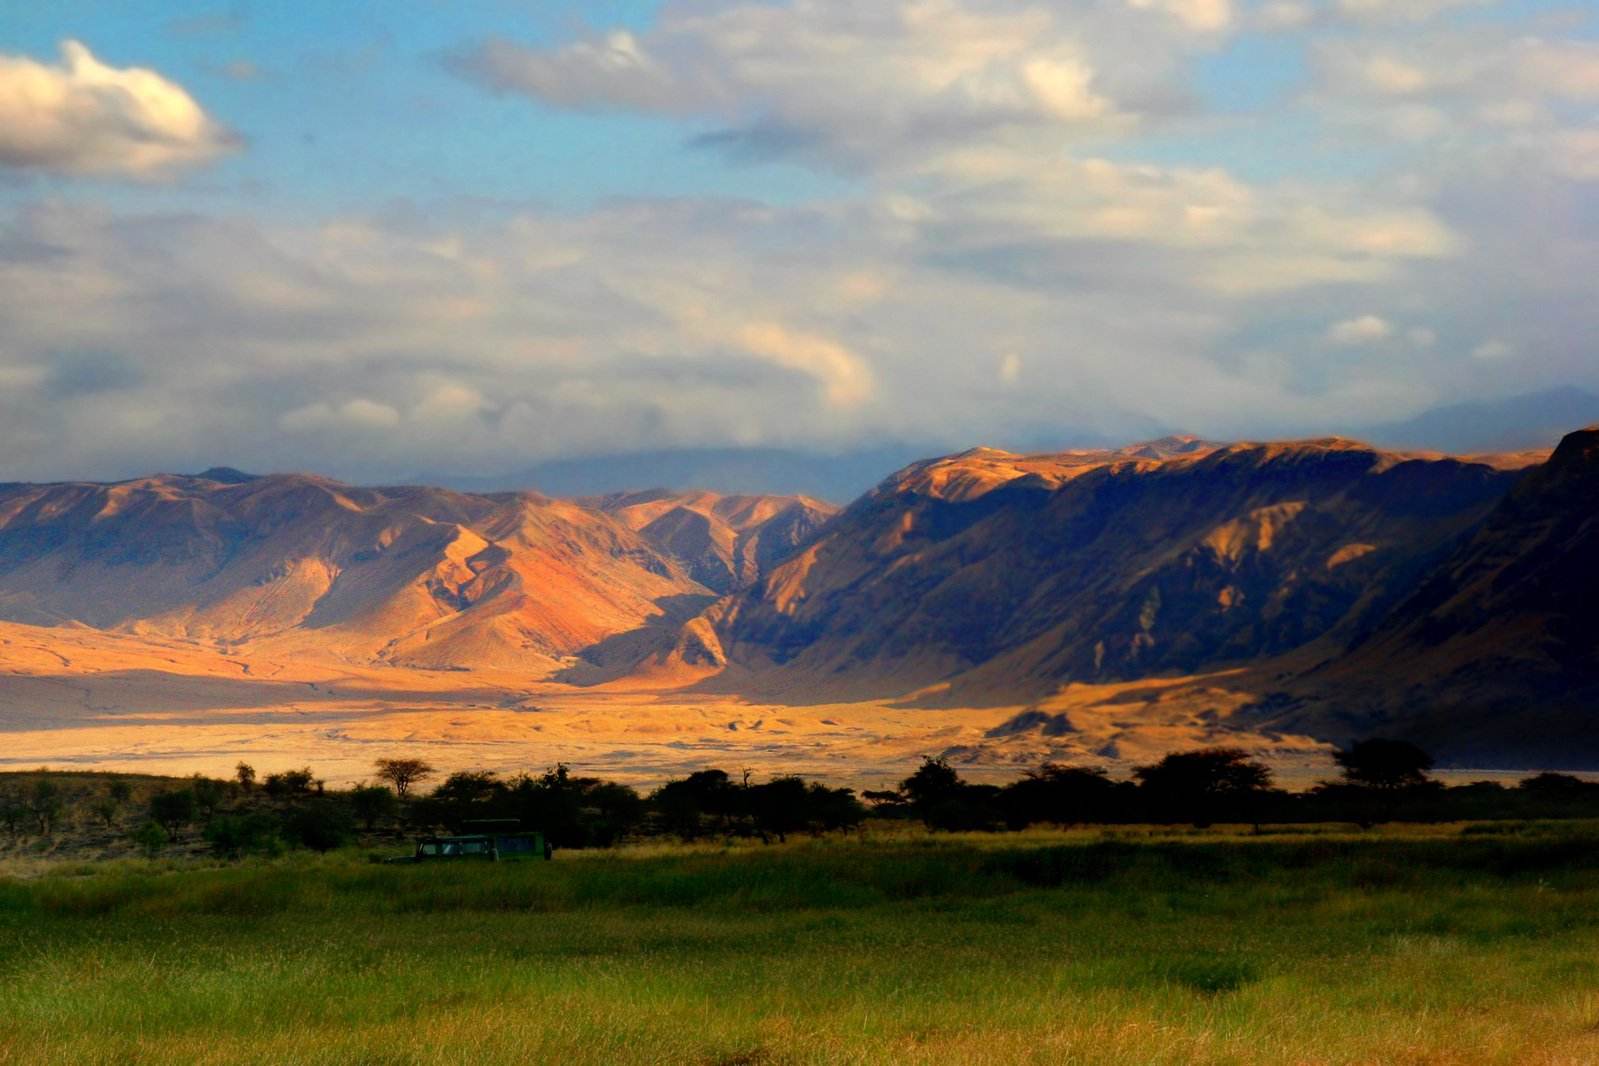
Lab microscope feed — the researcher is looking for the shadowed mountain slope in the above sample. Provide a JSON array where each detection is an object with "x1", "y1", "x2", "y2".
[
  {"x1": 5, "y1": 430, "x2": 1595, "y2": 766},
  {"x1": 1264, "y1": 425, "x2": 1599, "y2": 763},
  {"x1": 690, "y1": 437, "x2": 1532, "y2": 704},
  {"x1": 583, "y1": 490, "x2": 838, "y2": 593}
]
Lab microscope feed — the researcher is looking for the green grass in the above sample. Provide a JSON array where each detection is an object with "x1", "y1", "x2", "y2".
[{"x1": 3, "y1": 823, "x2": 1599, "y2": 1064}]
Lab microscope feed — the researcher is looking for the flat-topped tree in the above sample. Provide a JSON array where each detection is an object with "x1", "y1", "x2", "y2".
[
  {"x1": 374, "y1": 758, "x2": 436, "y2": 798},
  {"x1": 1133, "y1": 748, "x2": 1274, "y2": 827},
  {"x1": 1334, "y1": 739, "x2": 1434, "y2": 790}
]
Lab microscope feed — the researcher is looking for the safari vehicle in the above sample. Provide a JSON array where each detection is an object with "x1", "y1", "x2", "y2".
[{"x1": 400, "y1": 821, "x2": 551, "y2": 862}]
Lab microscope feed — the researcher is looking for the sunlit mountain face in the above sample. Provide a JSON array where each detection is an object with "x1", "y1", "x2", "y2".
[{"x1": 1, "y1": 427, "x2": 1595, "y2": 767}]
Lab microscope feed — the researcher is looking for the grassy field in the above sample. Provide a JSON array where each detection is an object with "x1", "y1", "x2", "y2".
[{"x1": 2, "y1": 823, "x2": 1598, "y2": 1065}]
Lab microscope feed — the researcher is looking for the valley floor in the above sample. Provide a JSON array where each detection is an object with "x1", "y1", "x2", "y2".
[
  {"x1": 0, "y1": 620, "x2": 1332, "y2": 788},
  {"x1": 2, "y1": 824, "x2": 1597, "y2": 1065}
]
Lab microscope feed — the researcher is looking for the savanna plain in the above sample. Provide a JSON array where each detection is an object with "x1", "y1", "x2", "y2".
[{"x1": 3, "y1": 822, "x2": 1598, "y2": 1066}]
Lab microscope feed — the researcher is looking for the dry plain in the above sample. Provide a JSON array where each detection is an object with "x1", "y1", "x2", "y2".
[{"x1": 0, "y1": 619, "x2": 1338, "y2": 788}]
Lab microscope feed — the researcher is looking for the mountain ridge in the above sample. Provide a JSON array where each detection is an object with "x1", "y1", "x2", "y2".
[{"x1": 1, "y1": 429, "x2": 1591, "y2": 765}]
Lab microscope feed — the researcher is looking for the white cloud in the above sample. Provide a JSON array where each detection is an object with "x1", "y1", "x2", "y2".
[
  {"x1": 998, "y1": 352, "x2": 1023, "y2": 386},
  {"x1": 0, "y1": 1, "x2": 1594, "y2": 482},
  {"x1": 1471, "y1": 339, "x2": 1513, "y2": 361},
  {"x1": 1309, "y1": 30, "x2": 1599, "y2": 181},
  {"x1": 1127, "y1": 0, "x2": 1234, "y2": 31},
  {"x1": 732, "y1": 322, "x2": 874, "y2": 408},
  {"x1": 0, "y1": 40, "x2": 236, "y2": 177},
  {"x1": 1327, "y1": 314, "x2": 1393, "y2": 345},
  {"x1": 448, "y1": 1, "x2": 1207, "y2": 171},
  {"x1": 281, "y1": 399, "x2": 402, "y2": 433},
  {"x1": 414, "y1": 382, "x2": 487, "y2": 422}
]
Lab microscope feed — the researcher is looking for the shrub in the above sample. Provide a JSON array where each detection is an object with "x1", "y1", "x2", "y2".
[
  {"x1": 350, "y1": 785, "x2": 399, "y2": 831},
  {"x1": 0, "y1": 791, "x2": 26, "y2": 836},
  {"x1": 263, "y1": 768, "x2": 315, "y2": 799},
  {"x1": 90, "y1": 798, "x2": 120, "y2": 828},
  {"x1": 130, "y1": 821, "x2": 168, "y2": 857},
  {"x1": 191, "y1": 776, "x2": 228, "y2": 818},
  {"x1": 282, "y1": 801, "x2": 355, "y2": 852},
  {"x1": 204, "y1": 812, "x2": 284, "y2": 858}
]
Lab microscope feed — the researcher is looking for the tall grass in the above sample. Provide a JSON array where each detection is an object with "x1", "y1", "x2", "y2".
[{"x1": 2, "y1": 823, "x2": 1598, "y2": 1064}]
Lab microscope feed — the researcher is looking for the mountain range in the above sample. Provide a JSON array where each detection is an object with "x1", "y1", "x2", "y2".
[
  {"x1": 413, "y1": 387, "x2": 1599, "y2": 502},
  {"x1": 1, "y1": 424, "x2": 1595, "y2": 767}
]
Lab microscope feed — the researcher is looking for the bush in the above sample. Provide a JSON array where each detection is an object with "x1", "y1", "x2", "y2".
[
  {"x1": 282, "y1": 801, "x2": 355, "y2": 852},
  {"x1": 0, "y1": 790, "x2": 29, "y2": 836},
  {"x1": 130, "y1": 821, "x2": 168, "y2": 857},
  {"x1": 204, "y1": 812, "x2": 284, "y2": 858},
  {"x1": 191, "y1": 776, "x2": 228, "y2": 818},
  {"x1": 264, "y1": 768, "x2": 315, "y2": 799},
  {"x1": 350, "y1": 785, "x2": 400, "y2": 831}
]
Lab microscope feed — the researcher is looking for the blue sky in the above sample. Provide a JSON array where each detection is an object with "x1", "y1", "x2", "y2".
[
  {"x1": 2, "y1": 1, "x2": 843, "y2": 215},
  {"x1": 0, "y1": 0, "x2": 1595, "y2": 482}
]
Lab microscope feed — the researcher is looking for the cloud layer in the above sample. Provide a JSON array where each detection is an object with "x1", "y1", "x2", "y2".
[
  {"x1": 0, "y1": 2, "x2": 1594, "y2": 485},
  {"x1": 0, "y1": 40, "x2": 236, "y2": 177}
]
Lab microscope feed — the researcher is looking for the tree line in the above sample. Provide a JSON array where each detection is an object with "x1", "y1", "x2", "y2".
[
  {"x1": 4, "y1": 739, "x2": 1597, "y2": 859},
  {"x1": 872, "y1": 741, "x2": 1599, "y2": 831}
]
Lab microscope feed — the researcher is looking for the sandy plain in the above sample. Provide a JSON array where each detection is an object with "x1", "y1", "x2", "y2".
[{"x1": 0, "y1": 619, "x2": 1351, "y2": 790}]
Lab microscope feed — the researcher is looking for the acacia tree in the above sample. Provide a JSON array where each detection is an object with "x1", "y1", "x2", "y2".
[
  {"x1": 149, "y1": 789, "x2": 197, "y2": 837},
  {"x1": 373, "y1": 758, "x2": 436, "y2": 798},
  {"x1": 898, "y1": 757, "x2": 998, "y2": 831},
  {"x1": 1133, "y1": 748, "x2": 1273, "y2": 827},
  {"x1": 1333, "y1": 739, "x2": 1434, "y2": 790},
  {"x1": 95, "y1": 779, "x2": 134, "y2": 828}
]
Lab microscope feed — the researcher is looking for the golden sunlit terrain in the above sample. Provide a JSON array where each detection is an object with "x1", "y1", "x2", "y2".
[{"x1": 0, "y1": 619, "x2": 1331, "y2": 788}]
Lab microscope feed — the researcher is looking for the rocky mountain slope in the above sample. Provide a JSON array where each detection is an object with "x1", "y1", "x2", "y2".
[
  {"x1": 0, "y1": 472, "x2": 819, "y2": 672},
  {"x1": 583, "y1": 490, "x2": 837, "y2": 593},
  {"x1": 5, "y1": 429, "x2": 1595, "y2": 764},
  {"x1": 1263, "y1": 426, "x2": 1599, "y2": 762},
  {"x1": 678, "y1": 437, "x2": 1534, "y2": 704}
]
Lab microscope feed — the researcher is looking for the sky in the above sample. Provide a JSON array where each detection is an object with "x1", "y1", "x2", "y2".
[{"x1": 0, "y1": 0, "x2": 1595, "y2": 484}]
